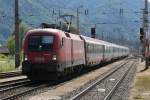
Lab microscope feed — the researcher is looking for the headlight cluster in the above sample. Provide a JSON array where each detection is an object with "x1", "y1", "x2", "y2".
[
  {"x1": 24, "y1": 54, "x2": 28, "y2": 60},
  {"x1": 52, "y1": 55, "x2": 57, "y2": 60}
]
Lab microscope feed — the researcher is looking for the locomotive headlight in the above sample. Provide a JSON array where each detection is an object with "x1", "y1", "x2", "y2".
[
  {"x1": 52, "y1": 55, "x2": 57, "y2": 60},
  {"x1": 24, "y1": 54, "x2": 28, "y2": 60},
  {"x1": 25, "y1": 57, "x2": 28, "y2": 60}
]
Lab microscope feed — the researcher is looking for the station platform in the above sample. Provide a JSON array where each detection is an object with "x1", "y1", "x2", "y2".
[{"x1": 129, "y1": 61, "x2": 150, "y2": 100}]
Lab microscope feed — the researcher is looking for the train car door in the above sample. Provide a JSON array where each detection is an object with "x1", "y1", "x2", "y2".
[
  {"x1": 71, "y1": 39, "x2": 74, "y2": 64},
  {"x1": 103, "y1": 45, "x2": 105, "y2": 61}
]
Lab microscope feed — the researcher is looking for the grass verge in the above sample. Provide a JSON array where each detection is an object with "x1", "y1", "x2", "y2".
[
  {"x1": 131, "y1": 76, "x2": 150, "y2": 100},
  {"x1": 0, "y1": 54, "x2": 15, "y2": 72},
  {"x1": 0, "y1": 54, "x2": 7, "y2": 61}
]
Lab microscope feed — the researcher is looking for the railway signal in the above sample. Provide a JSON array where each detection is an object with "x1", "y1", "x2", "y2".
[
  {"x1": 140, "y1": 28, "x2": 145, "y2": 42},
  {"x1": 139, "y1": 0, "x2": 150, "y2": 69},
  {"x1": 91, "y1": 27, "x2": 96, "y2": 38}
]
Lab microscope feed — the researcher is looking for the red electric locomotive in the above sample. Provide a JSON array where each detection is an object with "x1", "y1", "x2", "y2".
[{"x1": 22, "y1": 29, "x2": 85, "y2": 80}]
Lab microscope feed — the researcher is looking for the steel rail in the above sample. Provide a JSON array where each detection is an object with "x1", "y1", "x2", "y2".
[
  {"x1": 0, "y1": 71, "x2": 22, "y2": 79},
  {"x1": 0, "y1": 78, "x2": 30, "y2": 89},
  {"x1": 0, "y1": 80, "x2": 32, "y2": 92},
  {"x1": 104, "y1": 61, "x2": 137, "y2": 100},
  {"x1": 1, "y1": 81, "x2": 60, "y2": 100},
  {"x1": 1, "y1": 83, "x2": 46, "y2": 100},
  {"x1": 0, "y1": 78, "x2": 28, "y2": 85},
  {"x1": 70, "y1": 60, "x2": 130, "y2": 100}
]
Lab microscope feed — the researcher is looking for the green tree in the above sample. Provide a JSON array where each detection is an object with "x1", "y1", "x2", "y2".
[
  {"x1": 7, "y1": 21, "x2": 29, "y2": 56},
  {"x1": 7, "y1": 35, "x2": 15, "y2": 55},
  {"x1": 62, "y1": 24, "x2": 77, "y2": 34},
  {"x1": 69, "y1": 25, "x2": 77, "y2": 34},
  {"x1": 19, "y1": 21, "x2": 29, "y2": 50}
]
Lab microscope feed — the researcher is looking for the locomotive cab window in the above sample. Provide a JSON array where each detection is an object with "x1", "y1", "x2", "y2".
[{"x1": 28, "y1": 35, "x2": 54, "y2": 51}]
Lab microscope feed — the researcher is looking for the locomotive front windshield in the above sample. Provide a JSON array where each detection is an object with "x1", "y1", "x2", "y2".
[{"x1": 28, "y1": 35, "x2": 53, "y2": 51}]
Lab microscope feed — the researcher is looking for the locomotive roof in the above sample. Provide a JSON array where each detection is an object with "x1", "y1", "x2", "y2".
[
  {"x1": 80, "y1": 35, "x2": 108, "y2": 45},
  {"x1": 26, "y1": 28, "x2": 83, "y2": 41},
  {"x1": 26, "y1": 28, "x2": 61, "y2": 35},
  {"x1": 25, "y1": 28, "x2": 129, "y2": 50}
]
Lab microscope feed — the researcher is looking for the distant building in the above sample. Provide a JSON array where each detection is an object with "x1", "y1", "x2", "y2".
[{"x1": 0, "y1": 46, "x2": 9, "y2": 54}]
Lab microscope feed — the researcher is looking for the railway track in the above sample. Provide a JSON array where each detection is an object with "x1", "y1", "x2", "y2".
[
  {"x1": 0, "y1": 78, "x2": 30, "y2": 92},
  {"x1": 0, "y1": 76, "x2": 67, "y2": 100},
  {"x1": 0, "y1": 79, "x2": 68, "y2": 100},
  {"x1": 1, "y1": 83, "x2": 45, "y2": 100},
  {"x1": 0, "y1": 58, "x2": 135, "y2": 100},
  {"x1": 103, "y1": 61, "x2": 137, "y2": 100},
  {"x1": 0, "y1": 77, "x2": 44, "y2": 100},
  {"x1": 0, "y1": 71, "x2": 22, "y2": 79},
  {"x1": 69, "y1": 59, "x2": 137, "y2": 100}
]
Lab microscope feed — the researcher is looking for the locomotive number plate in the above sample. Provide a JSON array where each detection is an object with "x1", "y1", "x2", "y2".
[{"x1": 34, "y1": 57, "x2": 45, "y2": 62}]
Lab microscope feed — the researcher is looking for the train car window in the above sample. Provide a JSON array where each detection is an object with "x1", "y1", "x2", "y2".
[
  {"x1": 95, "y1": 44, "x2": 96, "y2": 52},
  {"x1": 100, "y1": 45, "x2": 103, "y2": 53},
  {"x1": 88, "y1": 44, "x2": 93, "y2": 53},
  {"x1": 101, "y1": 45, "x2": 103, "y2": 53},
  {"x1": 86, "y1": 44, "x2": 89, "y2": 53},
  {"x1": 92, "y1": 44, "x2": 94, "y2": 53},
  {"x1": 114, "y1": 48, "x2": 116, "y2": 53},
  {"x1": 97, "y1": 45, "x2": 99, "y2": 53},
  {"x1": 42, "y1": 36, "x2": 53, "y2": 43},
  {"x1": 89, "y1": 44, "x2": 92, "y2": 53},
  {"x1": 98, "y1": 45, "x2": 100, "y2": 53},
  {"x1": 93, "y1": 44, "x2": 94, "y2": 53},
  {"x1": 88, "y1": 44, "x2": 90, "y2": 53},
  {"x1": 105, "y1": 46, "x2": 108, "y2": 54},
  {"x1": 96, "y1": 45, "x2": 98, "y2": 53},
  {"x1": 98, "y1": 45, "x2": 101, "y2": 53},
  {"x1": 28, "y1": 35, "x2": 53, "y2": 51}
]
